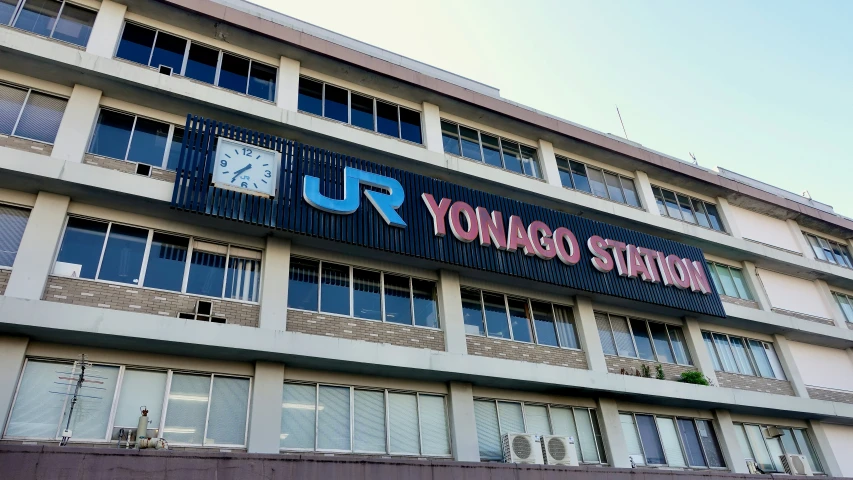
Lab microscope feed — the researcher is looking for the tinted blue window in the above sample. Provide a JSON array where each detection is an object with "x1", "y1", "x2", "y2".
[
  {"x1": 350, "y1": 93, "x2": 374, "y2": 130},
  {"x1": 376, "y1": 101, "x2": 398, "y2": 137},
  {"x1": 166, "y1": 127, "x2": 184, "y2": 170},
  {"x1": 531, "y1": 301, "x2": 559, "y2": 347},
  {"x1": 297, "y1": 78, "x2": 322, "y2": 116},
  {"x1": 570, "y1": 161, "x2": 591, "y2": 193},
  {"x1": 218, "y1": 53, "x2": 249, "y2": 94},
  {"x1": 127, "y1": 117, "x2": 169, "y2": 167},
  {"x1": 184, "y1": 43, "x2": 217, "y2": 84},
  {"x1": 116, "y1": 23, "x2": 156, "y2": 66},
  {"x1": 482, "y1": 292, "x2": 509, "y2": 338},
  {"x1": 323, "y1": 84, "x2": 348, "y2": 123},
  {"x1": 507, "y1": 297, "x2": 532, "y2": 342},
  {"x1": 225, "y1": 257, "x2": 261, "y2": 302},
  {"x1": 440, "y1": 121, "x2": 460, "y2": 156},
  {"x1": 631, "y1": 319, "x2": 656, "y2": 361},
  {"x1": 399, "y1": 108, "x2": 422, "y2": 144},
  {"x1": 14, "y1": 0, "x2": 60, "y2": 37},
  {"x1": 149, "y1": 32, "x2": 186, "y2": 73},
  {"x1": 98, "y1": 224, "x2": 148, "y2": 285},
  {"x1": 143, "y1": 233, "x2": 188, "y2": 292},
  {"x1": 0, "y1": 0, "x2": 17, "y2": 25},
  {"x1": 320, "y1": 262, "x2": 349, "y2": 315},
  {"x1": 412, "y1": 279, "x2": 438, "y2": 328},
  {"x1": 636, "y1": 415, "x2": 666, "y2": 464},
  {"x1": 248, "y1": 62, "x2": 276, "y2": 101},
  {"x1": 501, "y1": 140, "x2": 524, "y2": 174},
  {"x1": 705, "y1": 204, "x2": 724, "y2": 231},
  {"x1": 461, "y1": 289, "x2": 484, "y2": 335},
  {"x1": 459, "y1": 126, "x2": 481, "y2": 161},
  {"x1": 186, "y1": 250, "x2": 225, "y2": 297},
  {"x1": 287, "y1": 257, "x2": 318, "y2": 310},
  {"x1": 51, "y1": 4, "x2": 96, "y2": 46},
  {"x1": 353, "y1": 268, "x2": 381, "y2": 320},
  {"x1": 481, "y1": 134, "x2": 502, "y2": 168},
  {"x1": 55, "y1": 218, "x2": 107, "y2": 279},
  {"x1": 89, "y1": 109, "x2": 133, "y2": 159},
  {"x1": 383, "y1": 274, "x2": 411, "y2": 325}
]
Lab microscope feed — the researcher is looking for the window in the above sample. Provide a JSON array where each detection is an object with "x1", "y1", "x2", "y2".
[
  {"x1": 833, "y1": 292, "x2": 853, "y2": 323},
  {"x1": 280, "y1": 382, "x2": 450, "y2": 456},
  {"x1": 701, "y1": 331, "x2": 785, "y2": 380},
  {"x1": 804, "y1": 233, "x2": 852, "y2": 268},
  {"x1": 596, "y1": 312, "x2": 691, "y2": 365},
  {"x1": 473, "y1": 399, "x2": 605, "y2": 463},
  {"x1": 620, "y1": 413, "x2": 725, "y2": 468},
  {"x1": 87, "y1": 109, "x2": 185, "y2": 170},
  {"x1": 53, "y1": 217, "x2": 261, "y2": 302},
  {"x1": 461, "y1": 288, "x2": 579, "y2": 349},
  {"x1": 0, "y1": 82, "x2": 67, "y2": 143},
  {"x1": 297, "y1": 77, "x2": 423, "y2": 144},
  {"x1": 556, "y1": 157, "x2": 640, "y2": 207},
  {"x1": 706, "y1": 262, "x2": 753, "y2": 300},
  {"x1": 652, "y1": 186, "x2": 725, "y2": 232},
  {"x1": 115, "y1": 22, "x2": 277, "y2": 102},
  {"x1": 2, "y1": 0, "x2": 95, "y2": 47},
  {"x1": 0, "y1": 204, "x2": 28, "y2": 267},
  {"x1": 734, "y1": 423, "x2": 822, "y2": 473},
  {"x1": 440, "y1": 120, "x2": 541, "y2": 178},
  {"x1": 4, "y1": 359, "x2": 250, "y2": 447},
  {"x1": 287, "y1": 257, "x2": 439, "y2": 328}
]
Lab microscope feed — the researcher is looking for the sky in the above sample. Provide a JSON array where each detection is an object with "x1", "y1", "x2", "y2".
[{"x1": 252, "y1": 0, "x2": 853, "y2": 216}]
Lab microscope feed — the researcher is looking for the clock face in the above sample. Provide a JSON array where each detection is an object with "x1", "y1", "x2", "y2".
[{"x1": 212, "y1": 138, "x2": 279, "y2": 197}]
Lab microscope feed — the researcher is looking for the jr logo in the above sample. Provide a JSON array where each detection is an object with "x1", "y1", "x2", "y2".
[{"x1": 303, "y1": 167, "x2": 407, "y2": 228}]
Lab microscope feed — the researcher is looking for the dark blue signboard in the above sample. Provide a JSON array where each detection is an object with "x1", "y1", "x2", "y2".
[{"x1": 172, "y1": 116, "x2": 725, "y2": 317}]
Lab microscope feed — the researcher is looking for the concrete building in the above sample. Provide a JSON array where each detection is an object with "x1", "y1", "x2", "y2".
[{"x1": 0, "y1": 0, "x2": 852, "y2": 477}]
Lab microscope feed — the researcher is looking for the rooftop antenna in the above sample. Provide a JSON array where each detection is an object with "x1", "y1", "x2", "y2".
[
  {"x1": 616, "y1": 105, "x2": 628, "y2": 140},
  {"x1": 50, "y1": 354, "x2": 107, "y2": 446},
  {"x1": 689, "y1": 152, "x2": 698, "y2": 165}
]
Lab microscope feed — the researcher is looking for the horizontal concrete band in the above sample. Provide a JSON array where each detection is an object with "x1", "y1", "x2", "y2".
[{"x1": 2, "y1": 296, "x2": 852, "y2": 423}]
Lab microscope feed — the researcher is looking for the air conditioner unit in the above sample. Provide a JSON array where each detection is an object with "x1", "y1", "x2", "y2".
[
  {"x1": 501, "y1": 433, "x2": 544, "y2": 464},
  {"x1": 764, "y1": 426, "x2": 783, "y2": 438},
  {"x1": 540, "y1": 435, "x2": 579, "y2": 466},
  {"x1": 781, "y1": 454, "x2": 813, "y2": 476},
  {"x1": 746, "y1": 460, "x2": 759, "y2": 474}
]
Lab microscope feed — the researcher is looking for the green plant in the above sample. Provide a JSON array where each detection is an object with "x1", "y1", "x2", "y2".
[
  {"x1": 680, "y1": 370, "x2": 710, "y2": 386},
  {"x1": 655, "y1": 364, "x2": 665, "y2": 380},
  {"x1": 641, "y1": 364, "x2": 651, "y2": 378}
]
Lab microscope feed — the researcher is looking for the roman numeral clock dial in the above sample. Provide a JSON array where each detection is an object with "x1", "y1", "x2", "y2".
[{"x1": 212, "y1": 138, "x2": 280, "y2": 198}]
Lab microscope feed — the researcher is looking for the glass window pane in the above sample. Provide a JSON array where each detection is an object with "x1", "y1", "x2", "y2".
[
  {"x1": 677, "y1": 194, "x2": 696, "y2": 223},
  {"x1": 520, "y1": 145, "x2": 540, "y2": 178},
  {"x1": 530, "y1": 301, "x2": 558, "y2": 347},
  {"x1": 482, "y1": 292, "x2": 509, "y2": 339},
  {"x1": 730, "y1": 337, "x2": 756, "y2": 375},
  {"x1": 696, "y1": 419, "x2": 725, "y2": 468},
  {"x1": 461, "y1": 288, "x2": 485, "y2": 336},
  {"x1": 412, "y1": 278, "x2": 439, "y2": 328},
  {"x1": 570, "y1": 161, "x2": 592, "y2": 193},
  {"x1": 805, "y1": 235, "x2": 825, "y2": 261},
  {"x1": 553, "y1": 305, "x2": 579, "y2": 349},
  {"x1": 550, "y1": 407, "x2": 579, "y2": 441},
  {"x1": 714, "y1": 264, "x2": 738, "y2": 298},
  {"x1": 707, "y1": 262, "x2": 723, "y2": 295},
  {"x1": 744, "y1": 424, "x2": 774, "y2": 471},
  {"x1": 320, "y1": 262, "x2": 350, "y2": 315},
  {"x1": 0, "y1": 83, "x2": 27, "y2": 135},
  {"x1": 747, "y1": 340, "x2": 773, "y2": 378},
  {"x1": 225, "y1": 255, "x2": 261, "y2": 302},
  {"x1": 440, "y1": 121, "x2": 460, "y2": 155},
  {"x1": 497, "y1": 401, "x2": 524, "y2": 434},
  {"x1": 297, "y1": 78, "x2": 323, "y2": 116},
  {"x1": 621, "y1": 177, "x2": 641, "y2": 207},
  {"x1": 0, "y1": 0, "x2": 17, "y2": 24},
  {"x1": 142, "y1": 233, "x2": 187, "y2": 292},
  {"x1": 218, "y1": 53, "x2": 250, "y2": 94},
  {"x1": 321, "y1": 84, "x2": 348, "y2": 122},
  {"x1": 14, "y1": 91, "x2": 66, "y2": 143},
  {"x1": 735, "y1": 424, "x2": 756, "y2": 462},
  {"x1": 389, "y1": 392, "x2": 419, "y2": 454},
  {"x1": 481, "y1": 134, "x2": 502, "y2": 168},
  {"x1": 474, "y1": 400, "x2": 501, "y2": 460},
  {"x1": 556, "y1": 158, "x2": 574, "y2": 188},
  {"x1": 630, "y1": 319, "x2": 655, "y2": 361},
  {"x1": 523, "y1": 405, "x2": 550, "y2": 435},
  {"x1": 6, "y1": 361, "x2": 70, "y2": 438},
  {"x1": 648, "y1": 322, "x2": 675, "y2": 363},
  {"x1": 692, "y1": 199, "x2": 711, "y2": 228},
  {"x1": 115, "y1": 370, "x2": 167, "y2": 430},
  {"x1": 399, "y1": 108, "x2": 422, "y2": 144},
  {"x1": 376, "y1": 101, "x2": 399, "y2": 137},
  {"x1": 587, "y1": 167, "x2": 609, "y2": 198},
  {"x1": 50, "y1": 3, "x2": 95, "y2": 45},
  {"x1": 350, "y1": 93, "x2": 374, "y2": 130},
  {"x1": 837, "y1": 294, "x2": 853, "y2": 322},
  {"x1": 459, "y1": 125, "x2": 482, "y2": 161},
  {"x1": 703, "y1": 332, "x2": 722, "y2": 370},
  {"x1": 653, "y1": 187, "x2": 667, "y2": 216},
  {"x1": 595, "y1": 313, "x2": 617, "y2": 355},
  {"x1": 116, "y1": 23, "x2": 156, "y2": 65},
  {"x1": 574, "y1": 408, "x2": 599, "y2": 463},
  {"x1": 729, "y1": 268, "x2": 752, "y2": 300},
  {"x1": 288, "y1": 257, "x2": 319, "y2": 310},
  {"x1": 590, "y1": 410, "x2": 606, "y2": 464},
  {"x1": 765, "y1": 434, "x2": 785, "y2": 472},
  {"x1": 14, "y1": 0, "x2": 60, "y2": 37},
  {"x1": 620, "y1": 414, "x2": 644, "y2": 464},
  {"x1": 668, "y1": 326, "x2": 691, "y2": 365},
  {"x1": 55, "y1": 217, "x2": 107, "y2": 279},
  {"x1": 610, "y1": 315, "x2": 637, "y2": 357},
  {"x1": 420, "y1": 394, "x2": 450, "y2": 455},
  {"x1": 353, "y1": 390, "x2": 385, "y2": 453},
  {"x1": 705, "y1": 203, "x2": 724, "y2": 231},
  {"x1": 507, "y1": 297, "x2": 532, "y2": 343},
  {"x1": 353, "y1": 268, "x2": 381, "y2": 320},
  {"x1": 0, "y1": 205, "x2": 28, "y2": 267},
  {"x1": 97, "y1": 224, "x2": 147, "y2": 284},
  {"x1": 317, "y1": 385, "x2": 350, "y2": 451},
  {"x1": 712, "y1": 334, "x2": 738, "y2": 372},
  {"x1": 793, "y1": 429, "x2": 822, "y2": 473},
  {"x1": 149, "y1": 31, "x2": 186, "y2": 73},
  {"x1": 127, "y1": 117, "x2": 170, "y2": 167},
  {"x1": 780, "y1": 428, "x2": 798, "y2": 455},
  {"x1": 661, "y1": 190, "x2": 683, "y2": 220},
  {"x1": 656, "y1": 417, "x2": 686, "y2": 467},
  {"x1": 603, "y1": 172, "x2": 625, "y2": 203},
  {"x1": 248, "y1": 62, "x2": 276, "y2": 101},
  {"x1": 636, "y1": 414, "x2": 666, "y2": 464},
  {"x1": 206, "y1": 376, "x2": 249, "y2": 445},
  {"x1": 677, "y1": 419, "x2": 707, "y2": 467},
  {"x1": 57, "y1": 364, "x2": 119, "y2": 440},
  {"x1": 184, "y1": 43, "x2": 218, "y2": 85},
  {"x1": 500, "y1": 140, "x2": 523, "y2": 174},
  {"x1": 280, "y1": 384, "x2": 316, "y2": 450},
  {"x1": 163, "y1": 374, "x2": 210, "y2": 445},
  {"x1": 764, "y1": 343, "x2": 786, "y2": 380},
  {"x1": 165, "y1": 127, "x2": 185, "y2": 171},
  {"x1": 89, "y1": 109, "x2": 134, "y2": 159},
  {"x1": 186, "y1": 250, "x2": 226, "y2": 297},
  {"x1": 384, "y1": 274, "x2": 412, "y2": 325}
]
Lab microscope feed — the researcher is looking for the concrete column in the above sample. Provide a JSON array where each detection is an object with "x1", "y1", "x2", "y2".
[
  {"x1": 742, "y1": 261, "x2": 772, "y2": 311},
  {"x1": 437, "y1": 269, "x2": 467, "y2": 354},
  {"x1": 633, "y1": 170, "x2": 658, "y2": 213},
  {"x1": 714, "y1": 197, "x2": 742, "y2": 238},
  {"x1": 447, "y1": 381, "x2": 479, "y2": 462},
  {"x1": 259, "y1": 236, "x2": 291, "y2": 331},
  {"x1": 814, "y1": 279, "x2": 847, "y2": 328},
  {"x1": 682, "y1": 317, "x2": 718, "y2": 385},
  {"x1": 422, "y1": 102, "x2": 443, "y2": 155},
  {"x1": 848, "y1": 348, "x2": 853, "y2": 366},
  {"x1": 573, "y1": 296, "x2": 607, "y2": 373},
  {"x1": 595, "y1": 398, "x2": 629, "y2": 468},
  {"x1": 786, "y1": 219, "x2": 811, "y2": 257},
  {"x1": 247, "y1": 361, "x2": 285, "y2": 454},
  {"x1": 807, "y1": 420, "x2": 844, "y2": 477},
  {"x1": 712, "y1": 409, "x2": 748, "y2": 473},
  {"x1": 84, "y1": 0, "x2": 126, "y2": 57},
  {"x1": 5, "y1": 192, "x2": 70, "y2": 300},
  {"x1": 51, "y1": 85, "x2": 102, "y2": 163},
  {"x1": 771, "y1": 334, "x2": 809, "y2": 398},
  {"x1": 276, "y1": 56, "x2": 300, "y2": 112},
  {"x1": 0, "y1": 336, "x2": 28, "y2": 435},
  {"x1": 537, "y1": 139, "x2": 562, "y2": 188}
]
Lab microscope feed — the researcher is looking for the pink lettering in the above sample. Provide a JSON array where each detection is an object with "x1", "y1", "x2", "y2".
[
  {"x1": 553, "y1": 227, "x2": 581, "y2": 265},
  {"x1": 588, "y1": 235, "x2": 614, "y2": 272},
  {"x1": 448, "y1": 201, "x2": 478, "y2": 243},
  {"x1": 506, "y1": 215, "x2": 536, "y2": 255},
  {"x1": 528, "y1": 221, "x2": 556, "y2": 260},
  {"x1": 476, "y1": 207, "x2": 507, "y2": 250},
  {"x1": 637, "y1": 247, "x2": 661, "y2": 283},
  {"x1": 666, "y1": 255, "x2": 691, "y2": 289},
  {"x1": 626, "y1": 244, "x2": 653, "y2": 281},
  {"x1": 421, "y1": 194, "x2": 451, "y2": 237},
  {"x1": 605, "y1": 239, "x2": 628, "y2": 276},
  {"x1": 685, "y1": 260, "x2": 712, "y2": 294}
]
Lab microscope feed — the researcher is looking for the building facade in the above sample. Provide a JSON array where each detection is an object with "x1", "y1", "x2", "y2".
[{"x1": 1, "y1": 0, "x2": 853, "y2": 477}]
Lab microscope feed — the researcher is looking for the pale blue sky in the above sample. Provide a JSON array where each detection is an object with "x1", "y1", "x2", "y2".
[{"x1": 254, "y1": 0, "x2": 852, "y2": 216}]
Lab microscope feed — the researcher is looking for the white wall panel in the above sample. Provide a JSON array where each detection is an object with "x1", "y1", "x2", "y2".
[
  {"x1": 788, "y1": 341, "x2": 853, "y2": 392},
  {"x1": 824, "y1": 424, "x2": 853, "y2": 477},
  {"x1": 729, "y1": 205, "x2": 800, "y2": 252},
  {"x1": 757, "y1": 269, "x2": 831, "y2": 318}
]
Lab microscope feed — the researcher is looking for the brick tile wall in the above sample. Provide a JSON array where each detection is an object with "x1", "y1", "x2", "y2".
[
  {"x1": 716, "y1": 371, "x2": 795, "y2": 396},
  {"x1": 605, "y1": 356, "x2": 695, "y2": 382},
  {"x1": 286, "y1": 309, "x2": 445, "y2": 351},
  {"x1": 0, "y1": 270, "x2": 10, "y2": 295},
  {"x1": 770, "y1": 307, "x2": 835, "y2": 326},
  {"x1": 806, "y1": 387, "x2": 853, "y2": 404},
  {"x1": 720, "y1": 295, "x2": 760, "y2": 309},
  {"x1": 83, "y1": 154, "x2": 177, "y2": 183},
  {"x1": 0, "y1": 135, "x2": 52, "y2": 156},
  {"x1": 465, "y1": 336, "x2": 588, "y2": 369},
  {"x1": 42, "y1": 276, "x2": 259, "y2": 327}
]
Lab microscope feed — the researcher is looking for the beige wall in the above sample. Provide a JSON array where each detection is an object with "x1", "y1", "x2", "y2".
[
  {"x1": 729, "y1": 205, "x2": 800, "y2": 252},
  {"x1": 788, "y1": 341, "x2": 853, "y2": 392},
  {"x1": 824, "y1": 424, "x2": 853, "y2": 477},
  {"x1": 757, "y1": 269, "x2": 831, "y2": 318}
]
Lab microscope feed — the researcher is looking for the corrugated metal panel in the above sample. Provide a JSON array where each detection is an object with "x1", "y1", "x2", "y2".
[{"x1": 172, "y1": 116, "x2": 725, "y2": 317}]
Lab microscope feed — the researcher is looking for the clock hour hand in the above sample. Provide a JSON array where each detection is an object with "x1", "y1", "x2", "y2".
[{"x1": 231, "y1": 164, "x2": 252, "y2": 183}]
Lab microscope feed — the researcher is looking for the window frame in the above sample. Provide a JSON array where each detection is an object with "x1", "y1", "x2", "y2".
[
  {"x1": 702, "y1": 331, "x2": 785, "y2": 380},
  {"x1": 803, "y1": 232, "x2": 853, "y2": 268},
  {"x1": 87, "y1": 107, "x2": 184, "y2": 170},
  {"x1": 735, "y1": 422, "x2": 823, "y2": 473},
  {"x1": 651, "y1": 185, "x2": 726, "y2": 233},
  {"x1": 833, "y1": 291, "x2": 853, "y2": 323},
  {"x1": 0, "y1": 81, "x2": 68, "y2": 144},
  {"x1": 596, "y1": 311, "x2": 692, "y2": 366},
  {"x1": 555, "y1": 156, "x2": 641, "y2": 208},
  {"x1": 621, "y1": 411, "x2": 726, "y2": 469},
  {"x1": 0, "y1": 202, "x2": 30, "y2": 269},
  {"x1": 438, "y1": 119, "x2": 542, "y2": 179},
  {"x1": 706, "y1": 261, "x2": 753, "y2": 300},
  {"x1": 2, "y1": 0, "x2": 97, "y2": 47}
]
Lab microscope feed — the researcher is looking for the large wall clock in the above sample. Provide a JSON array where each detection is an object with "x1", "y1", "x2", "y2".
[{"x1": 212, "y1": 137, "x2": 279, "y2": 198}]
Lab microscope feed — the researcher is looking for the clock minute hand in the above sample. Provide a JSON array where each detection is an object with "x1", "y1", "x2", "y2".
[{"x1": 231, "y1": 164, "x2": 252, "y2": 183}]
